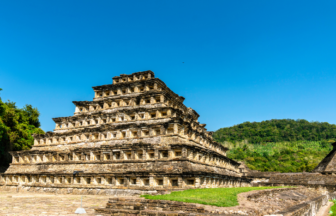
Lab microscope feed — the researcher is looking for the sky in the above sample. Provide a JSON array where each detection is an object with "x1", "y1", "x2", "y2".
[{"x1": 0, "y1": 0, "x2": 336, "y2": 132}]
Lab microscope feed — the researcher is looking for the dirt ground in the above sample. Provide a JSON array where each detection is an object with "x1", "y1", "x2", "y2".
[{"x1": 0, "y1": 191, "x2": 108, "y2": 216}]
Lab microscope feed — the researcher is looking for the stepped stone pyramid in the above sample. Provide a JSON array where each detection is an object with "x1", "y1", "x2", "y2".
[
  {"x1": 312, "y1": 142, "x2": 336, "y2": 174},
  {"x1": 1, "y1": 71, "x2": 250, "y2": 195}
]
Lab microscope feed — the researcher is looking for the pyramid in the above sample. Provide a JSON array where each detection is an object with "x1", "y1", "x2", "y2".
[
  {"x1": 1, "y1": 71, "x2": 250, "y2": 194},
  {"x1": 312, "y1": 142, "x2": 336, "y2": 174}
]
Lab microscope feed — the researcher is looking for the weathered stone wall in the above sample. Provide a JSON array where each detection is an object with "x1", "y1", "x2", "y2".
[
  {"x1": 245, "y1": 167, "x2": 336, "y2": 189},
  {"x1": 94, "y1": 197, "x2": 256, "y2": 215},
  {"x1": 246, "y1": 187, "x2": 300, "y2": 200},
  {"x1": 269, "y1": 194, "x2": 332, "y2": 216},
  {"x1": 247, "y1": 172, "x2": 336, "y2": 195},
  {"x1": 251, "y1": 173, "x2": 336, "y2": 190},
  {"x1": 0, "y1": 185, "x2": 158, "y2": 196}
]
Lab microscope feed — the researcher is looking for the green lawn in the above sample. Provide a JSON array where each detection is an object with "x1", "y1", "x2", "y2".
[
  {"x1": 141, "y1": 186, "x2": 291, "y2": 207},
  {"x1": 330, "y1": 200, "x2": 336, "y2": 215}
]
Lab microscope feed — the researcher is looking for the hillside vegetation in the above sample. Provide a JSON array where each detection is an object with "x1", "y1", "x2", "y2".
[
  {"x1": 214, "y1": 119, "x2": 336, "y2": 143},
  {"x1": 213, "y1": 119, "x2": 336, "y2": 172},
  {"x1": 0, "y1": 88, "x2": 44, "y2": 166}
]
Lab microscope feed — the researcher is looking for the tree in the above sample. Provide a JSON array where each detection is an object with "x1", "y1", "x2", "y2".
[{"x1": 0, "y1": 89, "x2": 44, "y2": 166}]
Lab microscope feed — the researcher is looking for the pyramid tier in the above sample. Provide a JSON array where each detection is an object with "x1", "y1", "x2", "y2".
[{"x1": 2, "y1": 141, "x2": 248, "y2": 190}]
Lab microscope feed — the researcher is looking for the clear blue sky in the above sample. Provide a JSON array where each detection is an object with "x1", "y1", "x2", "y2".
[{"x1": 1, "y1": 0, "x2": 336, "y2": 132}]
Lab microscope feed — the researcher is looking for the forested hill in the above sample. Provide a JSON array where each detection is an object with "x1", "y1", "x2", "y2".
[
  {"x1": 213, "y1": 119, "x2": 336, "y2": 144},
  {"x1": 213, "y1": 119, "x2": 336, "y2": 173}
]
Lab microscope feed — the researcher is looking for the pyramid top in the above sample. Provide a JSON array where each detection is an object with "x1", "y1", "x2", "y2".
[
  {"x1": 112, "y1": 70, "x2": 155, "y2": 84},
  {"x1": 91, "y1": 70, "x2": 186, "y2": 104}
]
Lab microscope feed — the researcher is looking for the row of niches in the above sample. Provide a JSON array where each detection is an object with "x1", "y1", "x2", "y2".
[
  {"x1": 69, "y1": 108, "x2": 173, "y2": 128},
  {"x1": 12, "y1": 148, "x2": 236, "y2": 172},
  {"x1": 61, "y1": 108, "x2": 206, "y2": 138},
  {"x1": 95, "y1": 82, "x2": 159, "y2": 98},
  {"x1": 1, "y1": 175, "x2": 248, "y2": 189},
  {"x1": 37, "y1": 127, "x2": 217, "y2": 153},
  {"x1": 113, "y1": 72, "x2": 153, "y2": 85},
  {"x1": 76, "y1": 95, "x2": 181, "y2": 114}
]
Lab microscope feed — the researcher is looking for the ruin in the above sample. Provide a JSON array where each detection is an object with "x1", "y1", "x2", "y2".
[
  {"x1": 0, "y1": 70, "x2": 250, "y2": 194},
  {"x1": 312, "y1": 142, "x2": 336, "y2": 174}
]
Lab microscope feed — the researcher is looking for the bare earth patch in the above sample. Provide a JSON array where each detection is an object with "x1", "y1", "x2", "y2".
[{"x1": 0, "y1": 191, "x2": 110, "y2": 216}]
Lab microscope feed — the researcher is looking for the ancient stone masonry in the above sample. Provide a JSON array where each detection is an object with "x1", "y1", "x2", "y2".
[
  {"x1": 312, "y1": 142, "x2": 336, "y2": 175},
  {"x1": 0, "y1": 70, "x2": 251, "y2": 194}
]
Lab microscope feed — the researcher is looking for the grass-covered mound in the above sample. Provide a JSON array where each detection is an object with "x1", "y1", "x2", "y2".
[
  {"x1": 225, "y1": 141, "x2": 332, "y2": 172},
  {"x1": 141, "y1": 186, "x2": 289, "y2": 207}
]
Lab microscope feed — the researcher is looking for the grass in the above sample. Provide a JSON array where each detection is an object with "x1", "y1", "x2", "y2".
[
  {"x1": 141, "y1": 186, "x2": 291, "y2": 207},
  {"x1": 330, "y1": 200, "x2": 336, "y2": 215}
]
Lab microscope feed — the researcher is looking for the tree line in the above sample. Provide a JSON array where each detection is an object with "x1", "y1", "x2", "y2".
[{"x1": 213, "y1": 119, "x2": 336, "y2": 144}]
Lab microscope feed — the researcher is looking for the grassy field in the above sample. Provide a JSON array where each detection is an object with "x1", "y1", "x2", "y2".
[
  {"x1": 330, "y1": 200, "x2": 336, "y2": 215},
  {"x1": 141, "y1": 186, "x2": 290, "y2": 207}
]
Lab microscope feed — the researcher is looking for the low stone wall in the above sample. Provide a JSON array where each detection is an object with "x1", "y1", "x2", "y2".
[
  {"x1": 242, "y1": 171, "x2": 336, "y2": 215},
  {"x1": 0, "y1": 185, "x2": 159, "y2": 196},
  {"x1": 280, "y1": 195, "x2": 327, "y2": 216},
  {"x1": 249, "y1": 172, "x2": 335, "y2": 184},
  {"x1": 95, "y1": 197, "x2": 255, "y2": 215},
  {"x1": 265, "y1": 194, "x2": 329, "y2": 216},
  {"x1": 253, "y1": 182, "x2": 336, "y2": 194},
  {"x1": 246, "y1": 187, "x2": 300, "y2": 200},
  {"x1": 249, "y1": 172, "x2": 336, "y2": 193},
  {"x1": 266, "y1": 173, "x2": 335, "y2": 184}
]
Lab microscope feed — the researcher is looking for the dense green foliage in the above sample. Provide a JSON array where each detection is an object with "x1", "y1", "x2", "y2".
[
  {"x1": 141, "y1": 186, "x2": 290, "y2": 207},
  {"x1": 225, "y1": 141, "x2": 332, "y2": 172},
  {"x1": 330, "y1": 199, "x2": 336, "y2": 215},
  {"x1": 213, "y1": 119, "x2": 336, "y2": 172},
  {"x1": 214, "y1": 119, "x2": 336, "y2": 143},
  {"x1": 0, "y1": 88, "x2": 44, "y2": 166}
]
